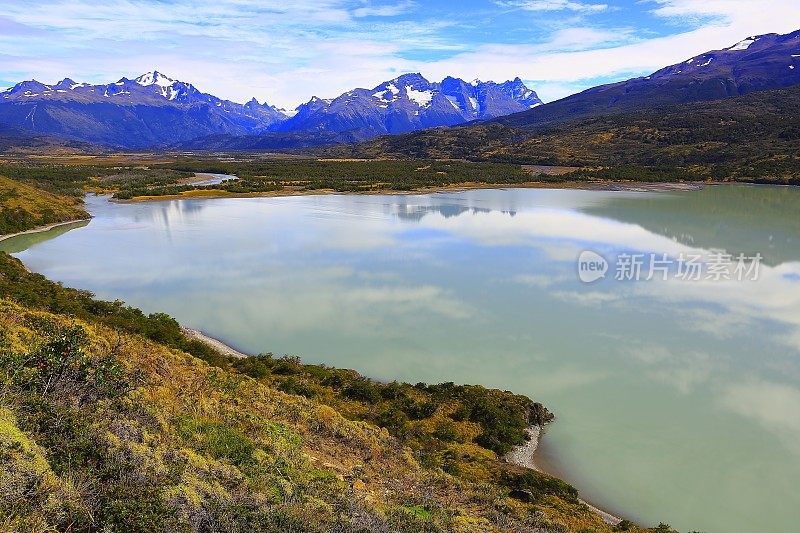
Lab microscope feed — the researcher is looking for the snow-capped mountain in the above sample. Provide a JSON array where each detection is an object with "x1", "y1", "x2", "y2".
[
  {"x1": 0, "y1": 70, "x2": 541, "y2": 148},
  {"x1": 0, "y1": 71, "x2": 287, "y2": 148},
  {"x1": 2, "y1": 31, "x2": 799, "y2": 151},
  {"x1": 276, "y1": 74, "x2": 542, "y2": 139},
  {"x1": 2, "y1": 70, "x2": 282, "y2": 112}
]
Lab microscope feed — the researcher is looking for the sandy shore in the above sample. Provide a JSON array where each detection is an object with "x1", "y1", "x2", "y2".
[
  {"x1": 181, "y1": 327, "x2": 251, "y2": 359},
  {"x1": 117, "y1": 180, "x2": 704, "y2": 203},
  {"x1": 505, "y1": 425, "x2": 623, "y2": 526},
  {"x1": 505, "y1": 425, "x2": 543, "y2": 468},
  {"x1": 0, "y1": 218, "x2": 92, "y2": 242}
]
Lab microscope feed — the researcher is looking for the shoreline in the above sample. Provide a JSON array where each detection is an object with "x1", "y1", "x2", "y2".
[
  {"x1": 112, "y1": 180, "x2": 705, "y2": 203},
  {"x1": 181, "y1": 326, "x2": 251, "y2": 359},
  {"x1": 0, "y1": 218, "x2": 92, "y2": 242},
  {"x1": 505, "y1": 425, "x2": 624, "y2": 527},
  {"x1": 185, "y1": 318, "x2": 631, "y2": 529}
]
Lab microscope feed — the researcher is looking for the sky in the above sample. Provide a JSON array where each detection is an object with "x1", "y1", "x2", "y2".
[{"x1": 1, "y1": 0, "x2": 800, "y2": 108}]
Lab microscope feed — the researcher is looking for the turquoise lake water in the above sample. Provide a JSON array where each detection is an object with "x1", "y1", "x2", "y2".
[{"x1": 4, "y1": 185, "x2": 799, "y2": 532}]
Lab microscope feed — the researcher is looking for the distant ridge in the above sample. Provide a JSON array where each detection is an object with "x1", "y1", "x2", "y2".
[
  {"x1": 494, "y1": 30, "x2": 800, "y2": 129},
  {"x1": 0, "y1": 71, "x2": 540, "y2": 149}
]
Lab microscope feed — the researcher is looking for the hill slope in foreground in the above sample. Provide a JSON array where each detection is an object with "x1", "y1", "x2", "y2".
[
  {"x1": 0, "y1": 175, "x2": 88, "y2": 236},
  {"x1": 0, "y1": 253, "x2": 673, "y2": 532}
]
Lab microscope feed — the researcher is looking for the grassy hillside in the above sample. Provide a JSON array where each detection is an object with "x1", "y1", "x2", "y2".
[
  {"x1": 0, "y1": 175, "x2": 88, "y2": 235},
  {"x1": 0, "y1": 253, "x2": 674, "y2": 532},
  {"x1": 331, "y1": 86, "x2": 800, "y2": 184}
]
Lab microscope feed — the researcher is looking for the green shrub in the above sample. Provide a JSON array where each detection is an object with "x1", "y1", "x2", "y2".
[
  {"x1": 503, "y1": 470, "x2": 578, "y2": 504},
  {"x1": 177, "y1": 418, "x2": 257, "y2": 469},
  {"x1": 1, "y1": 323, "x2": 130, "y2": 402},
  {"x1": 342, "y1": 380, "x2": 382, "y2": 404}
]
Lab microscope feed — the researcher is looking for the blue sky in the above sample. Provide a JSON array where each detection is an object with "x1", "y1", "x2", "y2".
[{"x1": 1, "y1": 0, "x2": 799, "y2": 108}]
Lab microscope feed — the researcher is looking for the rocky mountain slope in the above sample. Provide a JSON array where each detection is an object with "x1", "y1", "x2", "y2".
[
  {"x1": 494, "y1": 30, "x2": 800, "y2": 129},
  {"x1": 275, "y1": 74, "x2": 541, "y2": 138},
  {"x1": 0, "y1": 71, "x2": 286, "y2": 149},
  {"x1": 0, "y1": 72, "x2": 540, "y2": 149}
]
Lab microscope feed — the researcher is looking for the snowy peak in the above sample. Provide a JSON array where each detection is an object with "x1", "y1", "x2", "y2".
[
  {"x1": 657, "y1": 31, "x2": 800, "y2": 78},
  {"x1": 727, "y1": 37, "x2": 758, "y2": 52},
  {"x1": 371, "y1": 74, "x2": 436, "y2": 108},
  {"x1": 135, "y1": 71, "x2": 176, "y2": 88},
  {"x1": 132, "y1": 71, "x2": 190, "y2": 101},
  {"x1": 389, "y1": 73, "x2": 430, "y2": 89},
  {"x1": 369, "y1": 74, "x2": 540, "y2": 111},
  {"x1": 3, "y1": 80, "x2": 51, "y2": 99},
  {"x1": 0, "y1": 71, "x2": 289, "y2": 132},
  {"x1": 277, "y1": 73, "x2": 542, "y2": 139},
  {"x1": 53, "y1": 78, "x2": 77, "y2": 90}
]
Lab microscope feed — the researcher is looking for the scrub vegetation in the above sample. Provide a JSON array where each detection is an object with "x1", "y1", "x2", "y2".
[
  {"x1": 330, "y1": 85, "x2": 800, "y2": 186},
  {"x1": 0, "y1": 156, "x2": 538, "y2": 203},
  {"x1": 0, "y1": 175, "x2": 87, "y2": 235},
  {"x1": 0, "y1": 253, "x2": 675, "y2": 532}
]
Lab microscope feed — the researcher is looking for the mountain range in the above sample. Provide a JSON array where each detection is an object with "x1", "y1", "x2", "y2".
[
  {"x1": 171, "y1": 30, "x2": 800, "y2": 153},
  {"x1": 0, "y1": 71, "x2": 541, "y2": 149},
  {"x1": 331, "y1": 31, "x2": 800, "y2": 183},
  {"x1": 275, "y1": 74, "x2": 541, "y2": 137},
  {"x1": 1, "y1": 30, "x2": 798, "y2": 154}
]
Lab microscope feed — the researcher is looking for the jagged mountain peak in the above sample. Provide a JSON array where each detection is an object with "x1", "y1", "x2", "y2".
[
  {"x1": 4, "y1": 79, "x2": 50, "y2": 97},
  {"x1": 0, "y1": 70, "x2": 289, "y2": 147},
  {"x1": 53, "y1": 78, "x2": 77, "y2": 90},
  {"x1": 135, "y1": 71, "x2": 176, "y2": 87},
  {"x1": 275, "y1": 73, "x2": 542, "y2": 139},
  {"x1": 0, "y1": 69, "x2": 542, "y2": 148},
  {"x1": 387, "y1": 73, "x2": 430, "y2": 87}
]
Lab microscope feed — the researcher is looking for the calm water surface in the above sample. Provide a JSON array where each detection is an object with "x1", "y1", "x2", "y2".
[{"x1": 5, "y1": 185, "x2": 800, "y2": 533}]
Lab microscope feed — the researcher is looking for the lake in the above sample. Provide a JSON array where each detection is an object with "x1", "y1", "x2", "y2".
[{"x1": 4, "y1": 185, "x2": 799, "y2": 533}]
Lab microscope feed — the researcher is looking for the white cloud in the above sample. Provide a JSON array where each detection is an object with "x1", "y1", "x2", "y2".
[
  {"x1": 718, "y1": 379, "x2": 800, "y2": 454},
  {"x1": 424, "y1": 1, "x2": 800, "y2": 101},
  {"x1": 622, "y1": 342, "x2": 715, "y2": 394},
  {"x1": 550, "y1": 289, "x2": 623, "y2": 307},
  {"x1": 510, "y1": 273, "x2": 558, "y2": 288},
  {"x1": 415, "y1": 205, "x2": 703, "y2": 255},
  {"x1": 353, "y1": 0, "x2": 415, "y2": 17},
  {"x1": 533, "y1": 365, "x2": 610, "y2": 393},
  {"x1": 1, "y1": 0, "x2": 799, "y2": 106},
  {"x1": 632, "y1": 261, "x2": 800, "y2": 354},
  {"x1": 495, "y1": 0, "x2": 608, "y2": 13},
  {"x1": 0, "y1": 0, "x2": 442, "y2": 107}
]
